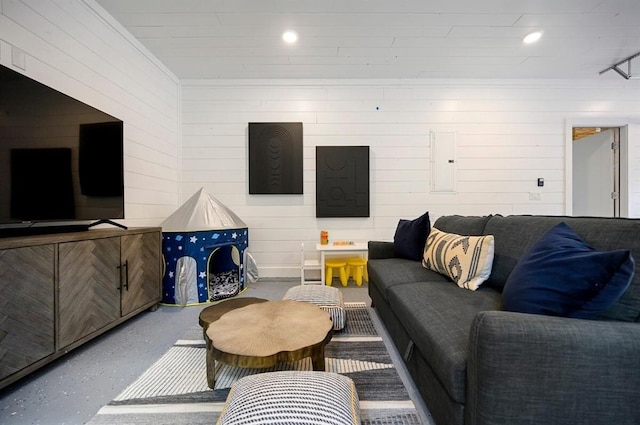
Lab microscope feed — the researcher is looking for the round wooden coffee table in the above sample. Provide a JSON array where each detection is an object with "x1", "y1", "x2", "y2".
[
  {"x1": 205, "y1": 300, "x2": 333, "y2": 388},
  {"x1": 199, "y1": 297, "x2": 268, "y2": 332},
  {"x1": 199, "y1": 297, "x2": 269, "y2": 388}
]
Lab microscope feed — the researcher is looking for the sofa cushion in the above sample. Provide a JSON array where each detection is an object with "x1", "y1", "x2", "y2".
[
  {"x1": 423, "y1": 228, "x2": 495, "y2": 291},
  {"x1": 482, "y1": 215, "x2": 560, "y2": 290},
  {"x1": 502, "y1": 222, "x2": 634, "y2": 319},
  {"x1": 388, "y1": 281, "x2": 502, "y2": 404},
  {"x1": 393, "y1": 211, "x2": 431, "y2": 261},
  {"x1": 558, "y1": 217, "x2": 640, "y2": 322},
  {"x1": 432, "y1": 215, "x2": 494, "y2": 236},
  {"x1": 485, "y1": 215, "x2": 640, "y2": 322},
  {"x1": 368, "y1": 257, "x2": 448, "y2": 303}
]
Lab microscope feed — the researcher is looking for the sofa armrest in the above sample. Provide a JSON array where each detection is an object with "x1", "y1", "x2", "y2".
[
  {"x1": 467, "y1": 311, "x2": 640, "y2": 425},
  {"x1": 368, "y1": 241, "x2": 395, "y2": 259}
]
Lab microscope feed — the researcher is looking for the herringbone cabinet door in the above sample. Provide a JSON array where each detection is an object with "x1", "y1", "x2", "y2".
[
  {"x1": 121, "y1": 232, "x2": 161, "y2": 316},
  {"x1": 0, "y1": 245, "x2": 55, "y2": 380},
  {"x1": 58, "y1": 238, "x2": 120, "y2": 349}
]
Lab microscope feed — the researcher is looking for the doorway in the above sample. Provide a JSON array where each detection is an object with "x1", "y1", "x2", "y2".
[
  {"x1": 567, "y1": 123, "x2": 629, "y2": 217},
  {"x1": 207, "y1": 243, "x2": 242, "y2": 302}
]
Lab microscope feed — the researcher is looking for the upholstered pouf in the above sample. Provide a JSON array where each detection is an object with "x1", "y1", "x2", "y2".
[
  {"x1": 217, "y1": 371, "x2": 360, "y2": 425},
  {"x1": 283, "y1": 284, "x2": 346, "y2": 330}
]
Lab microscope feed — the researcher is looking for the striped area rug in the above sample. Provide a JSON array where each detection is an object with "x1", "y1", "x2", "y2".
[{"x1": 87, "y1": 303, "x2": 424, "y2": 424}]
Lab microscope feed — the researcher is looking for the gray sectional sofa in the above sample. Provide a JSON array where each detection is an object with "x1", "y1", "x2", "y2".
[{"x1": 368, "y1": 214, "x2": 640, "y2": 425}]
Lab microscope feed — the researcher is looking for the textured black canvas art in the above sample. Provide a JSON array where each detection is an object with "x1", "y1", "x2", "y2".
[
  {"x1": 316, "y1": 146, "x2": 370, "y2": 217},
  {"x1": 248, "y1": 122, "x2": 303, "y2": 194}
]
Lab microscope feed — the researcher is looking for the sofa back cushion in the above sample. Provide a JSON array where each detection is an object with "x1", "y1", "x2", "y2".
[
  {"x1": 484, "y1": 215, "x2": 640, "y2": 322},
  {"x1": 482, "y1": 216, "x2": 556, "y2": 290},
  {"x1": 432, "y1": 215, "x2": 493, "y2": 236}
]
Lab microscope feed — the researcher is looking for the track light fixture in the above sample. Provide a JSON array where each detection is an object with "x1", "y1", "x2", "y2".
[{"x1": 600, "y1": 51, "x2": 640, "y2": 80}]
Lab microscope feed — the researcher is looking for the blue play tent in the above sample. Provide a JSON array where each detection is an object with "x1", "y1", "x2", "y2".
[{"x1": 161, "y1": 188, "x2": 249, "y2": 305}]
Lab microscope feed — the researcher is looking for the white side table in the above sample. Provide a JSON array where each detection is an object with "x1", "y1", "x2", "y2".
[{"x1": 316, "y1": 242, "x2": 368, "y2": 285}]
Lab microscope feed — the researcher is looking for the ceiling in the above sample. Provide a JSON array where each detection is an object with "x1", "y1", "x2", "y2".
[{"x1": 94, "y1": 0, "x2": 640, "y2": 80}]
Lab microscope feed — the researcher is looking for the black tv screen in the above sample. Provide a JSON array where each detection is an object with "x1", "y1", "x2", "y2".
[
  {"x1": 0, "y1": 65, "x2": 124, "y2": 229},
  {"x1": 11, "y1": 148, "x2": 76, "y2": 220},
  {"x1": 79, "y1": 122, "x2": 124, "y2": 197}
]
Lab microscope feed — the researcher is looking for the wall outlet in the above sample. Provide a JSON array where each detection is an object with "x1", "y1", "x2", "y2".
[{"x1": 529, "y1": 192, "x2": 541, "y2": 201}]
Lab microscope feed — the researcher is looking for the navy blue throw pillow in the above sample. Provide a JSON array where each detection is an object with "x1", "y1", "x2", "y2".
[
  {"x1": 393, "y1": 212, "x2": 431, "y2": 261},
  {"x1": 502, "y1": 222, "x2": 634, "y2": 319}
]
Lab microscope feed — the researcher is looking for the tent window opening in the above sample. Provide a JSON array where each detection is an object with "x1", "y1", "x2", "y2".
[
  {"x1": 174, "y1": 256, "x2": 198, "y2": 306},
  {"x1": 207, "y1": 244, "x2": 241, "y2": 301}
]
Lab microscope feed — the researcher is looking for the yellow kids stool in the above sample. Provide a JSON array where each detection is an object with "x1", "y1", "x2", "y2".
[
  {"x1": 347, "y1": 257, "x2": 368, "y2": 286},
  {"x1": 325, "y1": 258, "x2": 348, "y2": 286}
]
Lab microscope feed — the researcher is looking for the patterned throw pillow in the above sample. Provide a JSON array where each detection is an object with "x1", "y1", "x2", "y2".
[{"x1": 422, "y1": 227, "x2": 495, "y2": 290}]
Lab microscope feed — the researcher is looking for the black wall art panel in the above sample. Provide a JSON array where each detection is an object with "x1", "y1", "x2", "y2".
[
  {"x1": 248, "y1": 122, "x2": 303, "y2": 194},
  {"x1": 316, "y1": 146, "x2": 370, "y2": 217}
]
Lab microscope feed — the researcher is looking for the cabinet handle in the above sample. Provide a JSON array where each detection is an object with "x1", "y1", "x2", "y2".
[
  {"x1": 123, "y1": 260, "x2": 129, "y2": 291},
  {"x1": 117, "y1": 260, "x2": 130, "y2": 291}
]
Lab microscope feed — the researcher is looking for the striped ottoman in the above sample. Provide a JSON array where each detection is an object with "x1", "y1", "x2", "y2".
[
  {"x1": 217, "y1": 371, "x2": 360, "y2": 425},
  {"x1": 283, "y1": 284, "x2": 346, "y2": 330}
]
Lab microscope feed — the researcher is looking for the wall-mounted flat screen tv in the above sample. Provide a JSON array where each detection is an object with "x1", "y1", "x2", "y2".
[{"x1": 0, "y1": 65, "x2": 124, "y2": 235}]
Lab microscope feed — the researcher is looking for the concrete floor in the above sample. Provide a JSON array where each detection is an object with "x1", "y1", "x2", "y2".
[{"x1": 0, "y1": 278, "x2": 432, "y2": 425}]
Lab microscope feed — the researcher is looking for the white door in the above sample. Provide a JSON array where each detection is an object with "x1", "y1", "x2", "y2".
[{"x1": 572, "y1": 128, "x2": 619, "y2": 217}]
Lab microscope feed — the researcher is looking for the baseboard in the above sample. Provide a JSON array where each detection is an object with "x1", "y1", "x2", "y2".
[{"x1": 256, "y1": 266, "x2": 299, "y2": 278}]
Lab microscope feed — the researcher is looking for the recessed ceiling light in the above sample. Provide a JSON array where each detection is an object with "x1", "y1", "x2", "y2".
[
  {"x1": 523, "y1": 31, "x2": 542, "y2": 44},
  {"x1": 282, "y1": 31, "x2": 298, "y2": 44}
]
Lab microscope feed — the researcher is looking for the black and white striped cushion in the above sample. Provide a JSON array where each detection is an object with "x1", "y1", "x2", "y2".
[
  {"x1": 217, "y1": 371, "x2": 360, "y2": 425},
  {"x1": 283, "y1": 285, "x2": 346, "y2": 330},
  {"x1": 422, "y1": 227, "x2": 494, "y2": 291}
]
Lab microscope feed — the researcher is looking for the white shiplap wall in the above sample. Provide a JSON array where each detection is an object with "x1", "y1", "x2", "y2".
[
  {"x1": 181, "y1": 78, "x2": 640, "y2": 277},
  {"x1": 0, "y1": 0, "x2": 180, "y2": 227}
]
